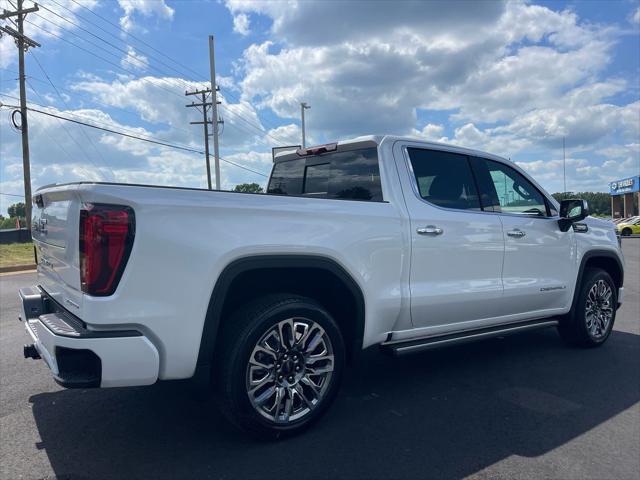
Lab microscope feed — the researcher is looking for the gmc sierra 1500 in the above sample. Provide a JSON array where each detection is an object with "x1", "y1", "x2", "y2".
[{"x1": 19, "y1": 135, "x2": 624, "y2": 437}]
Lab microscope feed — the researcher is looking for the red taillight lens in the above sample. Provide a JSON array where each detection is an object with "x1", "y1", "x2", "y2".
[{"x1": 79, "y1": 204, "x2": 135, "y2": 296}]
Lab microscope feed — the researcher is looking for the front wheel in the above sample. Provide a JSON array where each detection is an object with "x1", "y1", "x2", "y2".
[
  {"x1": 621, "y1": 228, "x2": 632, "y2": 236},
  {"x1": 558, "y1": 268, "x2": 617, "y2": 347},
  {"x1": 214, "y1": 294, "x2": 345, "y2": 439}
]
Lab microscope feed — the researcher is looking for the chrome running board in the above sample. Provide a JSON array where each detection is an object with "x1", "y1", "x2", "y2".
[{"x1": 381, "y1": 319, "x2": 559, "y2": 357}]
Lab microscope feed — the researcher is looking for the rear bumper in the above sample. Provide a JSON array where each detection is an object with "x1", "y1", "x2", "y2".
[{"x1": 19, "y1": 286, "x2": 159, "y2": 388}]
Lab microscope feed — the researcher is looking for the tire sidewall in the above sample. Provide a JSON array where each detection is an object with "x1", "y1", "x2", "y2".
[
  {"x1": 574, "y1": 269, "x2": 617, "y2": 346},
  {"x1": 225, "y1": 298, "x2": 345, "y2": 437}
]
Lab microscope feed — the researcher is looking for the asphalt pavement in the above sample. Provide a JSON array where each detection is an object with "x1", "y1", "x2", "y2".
[{"x1": 1, "y1": 239, "x2": 639, "y2": 480}]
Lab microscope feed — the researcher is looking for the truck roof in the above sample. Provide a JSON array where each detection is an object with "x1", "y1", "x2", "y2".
[{"x1": 273, "y1": 134, "x2": 509, "y2": 164}]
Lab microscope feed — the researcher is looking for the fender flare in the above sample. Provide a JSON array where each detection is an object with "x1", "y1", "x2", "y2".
[
  {"x1": 196, "y1": 254, "x2": 366, "y2": 368},
  {"x1": 571, "y1": 249, "x2": 624, "y2": 311}
]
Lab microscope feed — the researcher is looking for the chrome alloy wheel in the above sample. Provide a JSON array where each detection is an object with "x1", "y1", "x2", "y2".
[
  {"x1": 246, "y1": 317, "x2": 335, "y2": 425},
  {"x1": 585, "y1": 279, "x2": 614, "y2": 339}
]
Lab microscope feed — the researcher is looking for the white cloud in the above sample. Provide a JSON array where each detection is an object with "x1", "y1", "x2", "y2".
[
  {"x1": 233, "y1": 13, "x2": 251, "y2": 36},
  {"x1": 231, "y1": 1, "x2": 625, "y2": 141},
  {"x1": 225, "y1": 0, "x2": 506, "y2": 46},
  {"x1": 631, "y1": 7, "x2": 640, "y2": 25},
  {"x1": 118, "y1": 0, "x2": 174, "y2": 32},
  {"x1": 413, "y1": 124, "x2": 445, "y2": 141},
  {"x1": 121, "y1": 46, "x2": 149, "y2": 71}
]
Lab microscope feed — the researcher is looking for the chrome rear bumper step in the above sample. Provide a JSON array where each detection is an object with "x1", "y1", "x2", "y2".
[{"x1": 381, "y1": 319, "x2": 559, "y2": 357}]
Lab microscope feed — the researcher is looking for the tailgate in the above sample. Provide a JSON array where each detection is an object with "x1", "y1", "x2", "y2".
[{"x1": 32, "y1": 187, "x2": 84, "y2": 316}]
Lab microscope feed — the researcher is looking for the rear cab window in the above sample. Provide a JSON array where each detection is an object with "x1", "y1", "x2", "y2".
[{"x1": 267, "y1": 146, "x2": 383, "y2": 201}]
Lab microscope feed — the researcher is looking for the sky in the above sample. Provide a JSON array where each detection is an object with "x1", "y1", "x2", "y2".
[{"x1": 0, "y1": 0, "x2": 639, "y2": 214}]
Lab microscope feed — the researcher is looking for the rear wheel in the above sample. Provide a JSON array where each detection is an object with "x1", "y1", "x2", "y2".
[
  {"x1": 558, "y1": 268, "x2": 616, "y2": 347},
  {"x1": 621, "y1": 227, "x2": 632, "y2": 236},
  {"x1": 215, "y1": 294, "x2": 344, "y2": 439}
]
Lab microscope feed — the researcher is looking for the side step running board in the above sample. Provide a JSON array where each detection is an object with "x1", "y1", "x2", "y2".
[{"x1": 381, "y1": 319, "x2": 559, "y2": 357}]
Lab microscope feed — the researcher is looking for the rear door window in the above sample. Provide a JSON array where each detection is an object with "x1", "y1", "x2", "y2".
[
  {"x1": 267, "y1": 147, "x2": 383, "y2": 201},
  {"x1": 406, "y1": 148, "x2": 481, "y2": 210}
]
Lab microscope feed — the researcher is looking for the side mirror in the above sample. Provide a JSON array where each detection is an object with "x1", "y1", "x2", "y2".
[{"x1": 558, "y1": 199, "x2": 589, "y2": 232}]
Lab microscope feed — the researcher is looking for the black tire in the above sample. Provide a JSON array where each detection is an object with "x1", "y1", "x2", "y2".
[
  {"x1": 214, "y1": 294, "x2": 345, "y2": 439},
  {"x1": 621, "y1": 228, "x2": 632, "y2": 236},
  {"x1": 558, "y1": 268, "x2": 617, "y2": 347}
]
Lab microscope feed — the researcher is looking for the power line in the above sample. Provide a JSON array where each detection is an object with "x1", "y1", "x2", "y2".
[
  {"x1": 66, "y1": 0, "x2": 207, "y2": 81},
  {"x1": 22, "y1": 11, "x2": 294, "y2": 148},
  {"x1": 0, "y1": 0, "x2": 40, "y2": 232},
  {"x1": 29, "y1": 50, "x2": 117, "y2": 180},
  {"x1": 219, "y1": 103, "x2": 291, "y2": 146},
  {"x1": 1, "y1": 92, "x2": 196, "y2": 151},
  {"x1": 35, "y1": 4, "x2": 196, "y2": 92},
  {"x1": 25, "y1": 79, "x2": 103, "y2": 180},
  {"x1": 11, "y1": 72, "x2": 194, "y2": 135},
  {"x1": 0, "y1": 192, "x2": 26, "y2": 197},
  {"x1": 219, "y1": 87, "x2": 286, "y2": 133},
  {"x1": 0, "y1": 102, "x2": 270, "y2": 177},
  {"x1": 24, "y1": 18, "x2": 188, "y2": 101}
]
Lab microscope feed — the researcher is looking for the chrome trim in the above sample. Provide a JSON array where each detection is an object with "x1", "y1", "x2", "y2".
[
  {"x1": 400, "y1": 144, "x2": 560, "y2": 221},
  {"x1": 384, "y1": 319, "x2": 559, "y2": 356}
]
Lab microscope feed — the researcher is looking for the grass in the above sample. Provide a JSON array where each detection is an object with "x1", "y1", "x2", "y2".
[{"x1": 0, "y1": 242, "x2": 35, "y2": 268}]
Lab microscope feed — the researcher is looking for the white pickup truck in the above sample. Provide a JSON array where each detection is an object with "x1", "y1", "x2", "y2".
[{"x1": 20, "y1": 135, "x2": 624, "y2": 437}]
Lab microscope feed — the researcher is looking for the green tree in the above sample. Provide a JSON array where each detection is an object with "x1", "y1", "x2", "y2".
[
  {"x1": 0, "y1": 217, "x2": 21, "y2": 229},
  {"x1": 8, "y1": 202, "x2": 26, "y2": 218},
  {"x1": 233, "y1": 183, "x2": 264, "y2": 194}
]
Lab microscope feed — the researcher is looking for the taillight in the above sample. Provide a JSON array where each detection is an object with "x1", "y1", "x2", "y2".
[{"x1": 79, "y1": 204, "x2": 135, "y2": 296}]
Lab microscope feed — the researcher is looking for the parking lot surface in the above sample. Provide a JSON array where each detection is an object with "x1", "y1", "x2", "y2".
[{"x1": 1, "y1": 239, "x2": 638, "y2": 480}]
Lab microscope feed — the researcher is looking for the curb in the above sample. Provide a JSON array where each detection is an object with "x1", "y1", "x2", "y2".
[{"x1": 0, "y1": 264, "x2": 37, "y2": 274}]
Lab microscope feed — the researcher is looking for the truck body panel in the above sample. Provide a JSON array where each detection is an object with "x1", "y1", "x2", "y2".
[{"x1": 21, "y1": 135, "x2": 624, "y2": 390}]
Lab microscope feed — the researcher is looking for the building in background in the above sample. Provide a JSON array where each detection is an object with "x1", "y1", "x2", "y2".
[{"x1": 610, "y1": 175, "x2": 640, "y2": 219}]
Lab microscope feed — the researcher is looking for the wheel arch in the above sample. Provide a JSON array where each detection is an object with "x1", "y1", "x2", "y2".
[
  {"x1": 196, "y1": 255, "x2": 366, "y2": 369},
  {"x1": 572, "y1": 250, "x2": 624, "y2": 311}
]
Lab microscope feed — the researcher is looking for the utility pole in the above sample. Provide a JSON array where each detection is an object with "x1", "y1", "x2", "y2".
[
  {"x1": 300, "y1": 102, "x2": 310, "y2": 147},
  {"x1": 208, "y1": 35, "x2": 221, "y2": 190},
  {"x1": 1, "y1": 0, "x2": 40, "y2": 231},
  {"x1": 563, "y1": 136, "x2": 567, "y2": 194},
  {"x1": 186, "y1": 88, "x2": 214, "y2": 189}
]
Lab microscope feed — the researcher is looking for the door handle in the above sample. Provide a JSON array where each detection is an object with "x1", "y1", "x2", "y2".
[
  {"x1": 417, "y1": 225, "x2": 443, "y2": 236},
  {"x1": 507, "y1": 229, "x2": 526, "y2": 238}
]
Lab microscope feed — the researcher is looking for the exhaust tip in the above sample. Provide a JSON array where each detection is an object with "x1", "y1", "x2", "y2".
[{"x1": 23, "y1": 344, "x2": 40, "y2": 360}]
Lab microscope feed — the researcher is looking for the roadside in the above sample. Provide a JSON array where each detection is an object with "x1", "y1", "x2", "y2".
[{"x1": 0, "y1": 242, "x2": 35, "y2": 273}]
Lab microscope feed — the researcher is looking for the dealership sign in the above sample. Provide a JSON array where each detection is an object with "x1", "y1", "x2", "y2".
[{"x1": 610, "y1": 175, "x2": 640, "y2": 196}]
